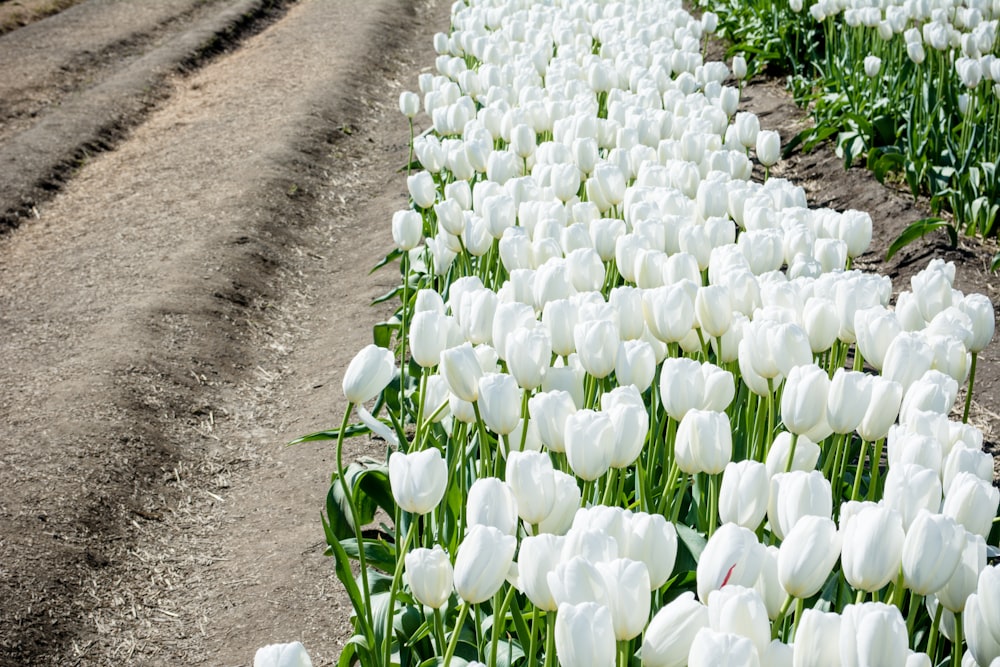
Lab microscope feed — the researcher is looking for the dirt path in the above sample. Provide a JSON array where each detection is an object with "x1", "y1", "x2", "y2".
[{"x1": 0, "y1": 0, "x2": 449, "y2": 663}]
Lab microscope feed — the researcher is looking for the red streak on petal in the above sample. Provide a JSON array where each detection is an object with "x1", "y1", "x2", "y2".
[{"x1": 721, "y1": 563, "x2": 737, "y2": 587}]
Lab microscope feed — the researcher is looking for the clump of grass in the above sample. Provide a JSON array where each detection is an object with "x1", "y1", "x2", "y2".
[{"x1": 0, "y1": 0, "x2": 85, "y2": 36}]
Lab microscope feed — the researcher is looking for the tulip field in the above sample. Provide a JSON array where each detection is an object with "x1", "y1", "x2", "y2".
[
  {"x1": 709, "y1": 0, "x2": 1000, "y2": 264},
  {"x1": 294, "y1": 0, "x2": 1000, "y2": 666}
]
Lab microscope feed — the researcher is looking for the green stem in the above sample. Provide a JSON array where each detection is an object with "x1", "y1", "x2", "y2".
[
  {"x1": 527, "y1": 609, "x2": 540, "y2": 667},
  {"x1": 443, "y1": 601, "x2": 471, "y2": 667},
  {"x1": 490, "y1": 585, "x2": 517, "y2": 667},
  {"x1": 963, "y1": 352, "x2": 978, "y2": 423},
  {"x1": 953, "y1": 611, "x2": 963, "y2": 667},
  {"x1": 543, "y1": 611, "x2": 557, "y2": 667},
  {"x1": 384, "y1": 520, "x2": 419, "y2": 667},
  {"x1": 336, "y1": 403, "x2": 374, "y2": 634},
  {"x1": 927, "y1": 602, "x2": 944, "y2": 663},
  {"x1": 518, "y1": 388, "x2": 531, "y2": 452},
  {"x1": 707, "y1": 472, "x2": 720, "y2": 537},
  {"x1": 771, "y1": 595, "x2": 793, "y2": 640},
  {"x1": 851, "y1": 439, "x2": 869, "y2": 501},
  {"x1": 400, "y1": 252, "x2": 410, "y2": 426},
  {"x1": 783, "y1": 432, "x2": 800, "y2": 474},
  {"x1": 866, "y1": 438, "x2": 885, "y2": 502},
  {"x1": 473, "y1": 400, "x2": 492, "y2": 478}
]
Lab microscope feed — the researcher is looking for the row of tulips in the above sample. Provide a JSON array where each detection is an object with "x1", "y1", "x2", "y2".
[
  {"x1": 297, "y1": 0, "x2": 1000, "y2": 666},
  {"x1": 707, "y1": 0, "x2": 1000, "y2": 262}
]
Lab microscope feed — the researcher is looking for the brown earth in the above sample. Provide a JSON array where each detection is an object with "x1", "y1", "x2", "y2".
[{"x1": 0, "y1": 3, "x2": 996, "y2": 667}]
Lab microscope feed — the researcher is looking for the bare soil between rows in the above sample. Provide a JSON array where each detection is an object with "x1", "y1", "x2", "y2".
[{"x1": 0, "y1": 3, "x2": 996, "y2": 666}]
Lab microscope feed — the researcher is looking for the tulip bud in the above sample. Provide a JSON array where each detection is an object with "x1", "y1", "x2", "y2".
[
  {"x1": 756, "y1": 130, "x2": 780, "y2": 168},
  {"x1": 507, "y1": 326, "x2": 551, "y2": 390},
  {"x1": 719, "y1": 460, "x2": 769, "y2": 530},
  {"x1": 643, "y1": 283, "x2": 696, "y2": 344},
  {"x1": 555, "y1": 602, "x2": 616, "y2": 667},
  {"x1": 965, "y1": 566, "x2": 1000, "y2": 667},
  {"x1": 573, "y1": 318, "x2": 619, "y2": 379},
  {"x1": 342, "y1": 344, "x2": 395, "y2": 404},
  {"x1": 856, "y1": 376, "x2": 903, "y2": 442},
  {"x1": 254, "y1": 642, "x2": 313, "y2": 667},
  {"x1": 768, "y1": 470, "x2": 833, "y2": 541},
  {"x1": 454, "y1": 524, "x2": 517, "y2": 604},
  {"x1": 615, "y1": 339, "x2": 656, "y2": 392},
  {"x1": 392, "y1": 210, "x2": 423, "y2": 250},
  {"x1": 697, "y1": 523, "x2": 766, "y2": 602},
  {"x1": 676, "y1": 409, "x2": 732, "y2": 475},
  {"x1": 642, "y1": 591, "x2": 710, "y2": 667},
  {"x1": 959, "y1": 293, "x2": 995, "y2": 353},
  {"x1": 506, "y1": 451, "x2": 556, "y2": 525},
  {"x1": 399, "y1": 91, "x2": 420, "y2": 118},
  {"x1": 826, "y1": 369, "x2": 872, "y2": 434},
  {"x1": 626, "y1": 512, "x2": 678, "y2": 589},
  {"x1": 882, "y1": 463, "x2": 942, "y2": 531},
  {"x1": 696, "y1": 285, "x2": 733, "y2": 338},
  {"x1": 707, "y1": 585, "x2": 771, "y2": 657},
  {"x1": 942, "y1": 472, "x2": 1000, "y2": 538},
  {"x1": 765, "y1": 432, "x2": 821, "y2": 478},
  {"x1": 778, "y1": 516, "x2": 841, "y2": 599},
  {"x1": 516, "y1": 534, "x2": 564, "y2": 612},
  {"x1": 537, "y1": 470, "x2": 581, "y2": 535},
  {"x1": 389, "y1": 449, "x2": 448, "y2": 515},
  {"x1": 601, "y1": 385, "x2": 649, "y2": 468},
  {"x1": 407, "y1": 171, "x2": 437, "y2": 209},
  {"x1": 598, "y1": 559, "x2": 652, "y2": 640},
  {"x1": 863, "y1": 55, "x2": 882, "y2": 77},
  {"x1": 841, "y1": 505, "x2": 905, "y2": 592},
  {"x1": 405, "y1": 545, "x2": 453, "y2": 609},
  {"x1": 565, "y1": 409, "x2": 615, "y2": 480},
  {"x1": 901, "y1": 510, "x2": 966, "y2": 595},
  {"x1": 440, "y1": 342, "x2": 483, "y2": 402},
  {"x1": 689, "y1": 628, "x2": 761, "y2": 667},
  {"x1": 467, "y1": 477, "x2": 518, "y2": 536},
  {"x1": 735, "y1": 112, "x2": 760, "y2": 150},
  {"x1": 839, "y1": 603, "x2": 908, "y2": 667},
  {"x1": 781, "y1": 364, "x2": 830, "y2": 437},
  {"x1": 793, "y1": 609, "x2": 842, "y2": 667}
]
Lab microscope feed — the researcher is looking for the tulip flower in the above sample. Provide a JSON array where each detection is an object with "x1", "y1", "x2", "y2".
[
  {"x1": 826, "y1": 369, "x2": 872, "y2": 434},
  {"x1": 342, "y1": 344, "x2": 395, "y2": 405},
  {"x1": 615, "y1": 339, "x2": 656, "y2": 392},
  {"x1": 564, "y1": 409, "x2": 615, "y2": 481},
  {"x1": 778, "y1": 516, "x2": 841, "y2": 599},
  {"x1": 959, "y1": 293, "x2": 996, "y2": 353},
  {"x1": 781, "y1": 364, "x2": 830, "y2": 437},
  {"x1": 625, "y1": 512, "x2": 677, "y2": 589},
  {"x1": 410, "y1": 310, "x2": 451, "y2": 369},
  {"x1": 601, "y1": 385, "x2": 649, "y2": 468},
  {"x1": 505, "y1": 451, "x2": 556, "y2": 525},
  {"x1": 407, "y1": 171, "x2": 437, "y2": 209},
  {"x1": 719, "y1": 460, "x2": 769, "y2": 530},
  {"x1": 856, "y1": 376, "x2": 903, "y2": 442},
  {"x1": 391, "y1": 210, "x2": 423, "y2": 251},
  {"x1": 555, "y1": 602, "x2": 616, "y2": 667},
  {"x1": 839, "y1": 603, "x2": 908, "y2": 667},
  {"x1": 660, "y1": 357, "x2": 706, "y2": 422},
  {"x1": 767, "y1": 470, "x2": 833, "y2": 540},
  {"x1": 389, "y1": 449, "x2": 448, "y2": 515},
  {"x1": 453, "y1": 524, "x2": 517, "y2": 604},
  {"x1": 466, "y1": 478, "x2": 519, "y2": 536},
  {"x1": 689, "y1": 628, "x2": 761, "y2": 667},
  {"x1": 254, "y1": 642, "x2": 313, "y2": 667},
  {"x1": 675, "y1": 409, "x2": 733, "y2": 475},
  {"x1": 405, "y1": 545, "x2": 454, "y2": 609},
  {"x1": 506, "y1": 326, "x2": 551, "y2": 390},
  {"x1": 937, "y1": 531, "x2": 987, "y2": 614},
  {"x1": 882, "y1": 463, "x2": 942, "y2": 530},
  {"x1": 942, "y1": 472, "x2": 1000, "y2": 538},
  {"x1": 641, "y1": 592, "x2": 710, "y2": 667},
  {"x1": 644, "y1": 283, "x2": 697, "y2": 344},
  {"x1": 537, "y1": 470, "x2": 582, "y2": 536},
  {"x1": 573, "y1": 318, "x2": 619, "y2": 379},
  {"x1": 598, "y1": 558, "x2": 652, "y2": 640},
  {"x1": 756, "y1": 130, "x2": 780, "y2": 168},
  {"x1": 901, "y1": 510, "x2": 966, "y2": 596},
  {"x1": 765, "y1": 432, "x2": 821, "y2": 478},
  {"x1": 528, "y1": 389, "x2": 576, "y2": 453},
  {"x1": 697, "y1": 523, "x2": 766, "y2": 602},
  {"x1": 965, "y1": 566, "x2": 1000, "y2": 667},
  {"x1": 841, "y1": 505, "x2": 905, "y2": 593},
  {"x1": 516, "y1": 534, "x2": 564, "y2": 611},
  {"x1": 440, "y1": 342, "x2": 483, "y2": 403},
  {"x1": 793, "y1": 609, "x2": 841, "y2": 667},
  {"x1": 707, "y1": 585, "x2": 771, "y2": 657}
]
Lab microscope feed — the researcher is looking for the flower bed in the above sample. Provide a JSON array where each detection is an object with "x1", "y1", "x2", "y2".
[{"x1": 296, "y1": 1, "x2": 1000, "y2": 665}]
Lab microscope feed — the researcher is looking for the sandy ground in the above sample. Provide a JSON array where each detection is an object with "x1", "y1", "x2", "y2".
[{"x1": 0, "y1": 2, "x2": 996, "y2": 666}]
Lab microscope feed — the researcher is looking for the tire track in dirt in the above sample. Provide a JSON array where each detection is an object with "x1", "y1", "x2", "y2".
[
  {"x1": 0, "y1": 0, "x2": 448, "y2": 662},
  {"x1": 0, "y1": 0, "x2": 299, "y2": 229}
]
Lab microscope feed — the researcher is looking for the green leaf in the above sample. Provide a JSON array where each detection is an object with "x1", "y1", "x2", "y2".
[
  {"x1": 340, "y1": 537, "x2": 397, "y2": 573},
  {"x1": 373, "y1": 318, "x2": 400, "y2": 349},
  {"x1": 327, "y1": 525, "x2": 373, "y2": 637},
  {"x1": 373, "y1": 286, "x2": 404, "y2": 306},
  {"x1": 371, "y1": 248, "x2": 404, "y2": 274},
  {"x1": 990, "y1": 251, "x2": 1000, "y2": 273},
  {"x1": 286, "y1": 422, "x2": 372, "y2": 445},
  {"x1": 675, "y1": 522, "x2": 707, "y2": 561},
  {"x1": 870, "y1": 151, "x2": 905, "y2": 184},
  {"x1": 886, "y1": 218, "x2": 958, "y2": 261}
]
